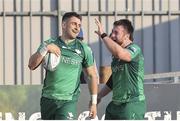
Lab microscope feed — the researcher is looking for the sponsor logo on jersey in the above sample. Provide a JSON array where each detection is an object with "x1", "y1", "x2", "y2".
[
  {"x1": 61, "y1": 56, "x2": 82, "y2": 65},
  {"x1": 112, "y1": 65, "x2": 124, "y2": 72}
]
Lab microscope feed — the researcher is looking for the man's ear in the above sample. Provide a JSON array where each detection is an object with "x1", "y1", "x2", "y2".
[
  {"x1": 62, "y1": 21, "x2": 66, "y2": 29},
  {"x1": 125, "y1": 34, "x2": 130, "y2": 39}
]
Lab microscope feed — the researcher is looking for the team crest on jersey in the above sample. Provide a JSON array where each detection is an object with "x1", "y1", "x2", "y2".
[
  {"x1": 75, "y1": 49, "x2": 81, "y2": 54},
  {"x1": 62, "y1": 46, "x2": 67, "y2": 49}
]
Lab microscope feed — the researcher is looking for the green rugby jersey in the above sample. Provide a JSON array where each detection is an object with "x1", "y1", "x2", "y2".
[
  {"x1": 37, "y1": 37, "x2": 94, "y2": 100},
  {"x1": 111, "y1": 43, "x2": 145, "y2": 104}
]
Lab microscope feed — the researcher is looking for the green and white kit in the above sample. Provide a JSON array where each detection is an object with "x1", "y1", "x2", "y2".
[{"x1": 37, "y1": 37, "x2": 94, "y2": 120}]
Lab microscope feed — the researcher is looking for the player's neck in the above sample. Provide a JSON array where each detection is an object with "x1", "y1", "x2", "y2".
[{"x1": 61, "y1": 35, "x2": 75, "y2": 44}]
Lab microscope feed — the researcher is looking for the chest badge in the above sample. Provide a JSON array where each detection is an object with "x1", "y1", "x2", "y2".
[
  {"x1": 75, "y1": 49, "x2": 81, "y2": 54},
  {"x1": 62, "y1": 46, "x2": 67, "y2": 49}
]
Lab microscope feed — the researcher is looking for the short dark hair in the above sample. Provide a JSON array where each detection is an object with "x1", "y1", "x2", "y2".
[
  {"x1": 113, "y1": 19, "x2": 134, "y2": 41},
  {"x1": 62, "y1": 12, "x2": 82, "y2": 22}
]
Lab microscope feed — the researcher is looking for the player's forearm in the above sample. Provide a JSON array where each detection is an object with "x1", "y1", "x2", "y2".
[
  {"x1": 103, "y1": 36, "x2": 121, "y2": 55},
  {"x1": 102, "y1": 36, "x2": 131, "y2": 61},
  {"x1": 88, "y1": 75, "x2": 98, "y2": 106},
  {"x1": 28, "y1": 52, "x2": 44, "y2": 70},
  {"x1": 85, "y1": 65, "x2": 98, "y2": 105},
  {"x1": 88, "y1": 74, "x2": 98, "y2": 95},
  {"x1": 98, "y1": 85, "x2": 111, "y2": 99}
]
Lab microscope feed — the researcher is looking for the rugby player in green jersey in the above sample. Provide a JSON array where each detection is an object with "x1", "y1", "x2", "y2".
[
  {"x1": 28, "y1": 12, "x2": 98, "y2": 120},
  {"x1": 95, "y1": 18, "x2": 146, "y2": 120}
]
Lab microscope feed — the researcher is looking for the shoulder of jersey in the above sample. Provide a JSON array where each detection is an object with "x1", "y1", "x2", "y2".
[
  {"x1": 43, "y1": 37, "x2": 57, "y2": 44},
  {"x1": 128, "y1": 43, "x2": 140, "y2": 53}
]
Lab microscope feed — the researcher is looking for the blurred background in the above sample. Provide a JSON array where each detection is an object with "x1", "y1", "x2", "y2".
[{"x1": 0, "y1": 0, "x2": 180, "y2": 84}]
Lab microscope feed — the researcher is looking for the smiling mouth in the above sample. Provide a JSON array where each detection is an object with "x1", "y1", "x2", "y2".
[{"x1": 72, "y1": 29, "x2": 79, "y2": 34}]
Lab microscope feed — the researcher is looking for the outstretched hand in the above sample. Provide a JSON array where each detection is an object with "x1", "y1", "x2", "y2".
[{"x1": 94, "y1": 18, "x2": 104, "y2": 36}]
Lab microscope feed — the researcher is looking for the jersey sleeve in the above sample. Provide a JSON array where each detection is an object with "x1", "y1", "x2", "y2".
[
  {"x1": 82, "y1": 44, "x2": 94, "y2": 68},
  {"x1": 126, "y1": 44, "x2": 141, "y2": 61},
  {"x1": 37, "y1": 38, "x2": 53, "y2": 52}
]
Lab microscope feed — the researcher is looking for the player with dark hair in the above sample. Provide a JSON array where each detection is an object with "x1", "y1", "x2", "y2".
[
  {"x1": 28, "y1": 12, "x2": 98, "y2": 120},
  {"x1": 95, "y1": 18, "x2": 146, "y2": 120}
]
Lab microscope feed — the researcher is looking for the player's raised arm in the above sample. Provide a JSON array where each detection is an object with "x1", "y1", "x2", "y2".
[{"x1": 95, "y1": 18, "x2": 132, "y2": 62}]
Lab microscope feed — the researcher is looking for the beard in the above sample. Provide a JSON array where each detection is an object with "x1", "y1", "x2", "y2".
[
  {"x1": 64, "y1": 30, "x2": 78, "y2": 39},
  {"x1": 69, "y1": 29, "x2": 79, "y2": 38}
]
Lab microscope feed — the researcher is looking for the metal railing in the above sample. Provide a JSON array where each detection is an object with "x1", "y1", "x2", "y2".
[
  {"x1": 145, "y1": 71, "x2": 180, "y2": 83},
  {"x1": 1, "y1": 11, "x2": 180, "y2": 17},
  {"x1": 1, "y1": 0, "x2": 180, "y2": 85}
]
